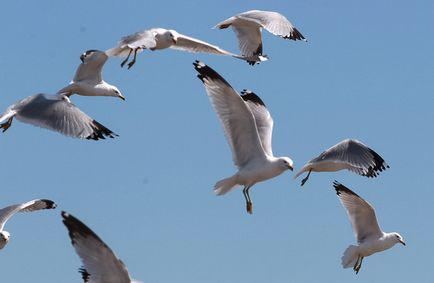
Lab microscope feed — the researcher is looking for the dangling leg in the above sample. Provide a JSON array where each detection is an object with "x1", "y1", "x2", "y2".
[
  {"x1": 127, "y1": 48, "x2": 140, "y2": 69},
  {"x1": 120, "y1": 49, "x2": 133, "y2": 68},
  {"x1": 243, "y1": 186, "x2": 253, "y2": 214},
  {"x1": 0, "y1": 117, "x2": 13, "y2": 132},
  {"x1": 300, "y1": 169, "x2": 312, "y2": 186},
  {"x1": 355, "y1": 256, "x2": 364, "y2": 274}
]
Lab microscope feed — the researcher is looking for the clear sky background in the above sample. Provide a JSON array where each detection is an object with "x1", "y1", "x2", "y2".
[{"x1": 0, "y1": 1, "x2": 432, "y2": 282}]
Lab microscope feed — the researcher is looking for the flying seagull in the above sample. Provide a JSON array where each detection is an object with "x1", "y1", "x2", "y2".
[
  {"x1": 106, "y1": 28, "x2": 247, "y2": 69},
  {"x1": 62, "y1": 211, "x2": 141, "y2": 283},
  {"x1": 57, "y1": 50, "x2": 125, "y2": 100},
  {"x1": 0, "y1": 199, "x2": 56, "y2": 249},
  {"x1": 333, "y1": 181, "x2": 405, "y2": 274},
  {"x1": 214, "y1": 10, "x2": 306, "y2": 65},
  {"x1": 194, "y1": 60, "x2": 293, "y2": 214},
  {"x1": 294, "y1": 139, "x2": 389, "y2": 186},
  {"x1": 0, "y1": 93, "x2": 117, "y2": 140}
]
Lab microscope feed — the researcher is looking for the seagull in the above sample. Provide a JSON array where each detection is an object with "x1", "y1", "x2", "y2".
[
  {"x1": 106, "y1": 28, "x2": 247, "y2": 69},
  {"x1": 0, "y1": 93, "x2": 117, "y2": 140},
  {"x1": 214, "y1": 10, "x2": 307, "y2": 65},
  {"x1": 294, "y1": 139, "x2": 389, "y2": 186},
  {"x1": 0, "y1": 199, "x2": 56, "y2": 249},
  {"x1": 333, "y1": 181, "x2": 405, "y2": 274},
  {"x1": 61, "y1": 211, "x2": 141, "y2": 283},
  {"x1": 193, "y1": 61, "x2": 293, "y2": 214},
  {"x1": 57, "y1": 50, "x2": 125, "y2": 100}
]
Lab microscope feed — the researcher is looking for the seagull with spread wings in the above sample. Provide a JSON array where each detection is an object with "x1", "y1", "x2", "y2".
[
  {"x1": 57, "y1": 50, "x2": 125, "y2": 100},
  {"x1": 194, "y1": 61, "x2": 293, "y2": 214},
  {"x1": 106, "y1": 28, "x2": 247, "y2": 69},
  {"x1": 334, "y1": 181, "x2": 405, "y2": 274},
  {"x1": 294, "y1": 139, "x2": 389, "y2": 186},
  {"x1": 62, "y1": 211, "x2": 141, "y2": 283},
  {"x1": 0, "y1": 93, "x2": 117, "y2": 140},
  {"x1": 215, "y1": 10, "x2": 306, "y2": 65},
  {"x1": 0, "y1": 199, "x2": 56, "y2": 249}
]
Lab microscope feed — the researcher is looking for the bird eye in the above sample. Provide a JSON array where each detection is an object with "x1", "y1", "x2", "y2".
[{"x1": 114, "y1": 90, "x2": 119, "y2": 94}]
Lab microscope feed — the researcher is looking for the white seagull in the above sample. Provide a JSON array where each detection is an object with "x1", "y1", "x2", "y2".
[
  {"x1": 333, "y1": 181, "x2": 405, "y2": 274},
  {"x1": 57, "y1": 50, "x2": 125, "y2": 100},
  {"x1": 214, "y1": 10, "x2": 307, "y2": 65},
  {"x1": 0, "y1": 93, "x2": 117, "y2": 140},
  {"x1": 62, "y1": 211, "x2": 141, "y2": 283},
  {"x1": 0, "y1": 199, "x2": 56, "y2": 249},
  {"x1": 194, "y1": 61, "x2": 294, "y2": 214},
  {"x1": 106, "y1": 27, "x2": 247, "y2": 69},
  {"x1": 294, "y1": 139, "x2": 389, "y2": 186}
]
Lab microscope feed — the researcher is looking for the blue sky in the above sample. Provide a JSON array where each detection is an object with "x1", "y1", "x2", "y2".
[{"x1": 0, "y1": 1, "x2": 433, "y2": 282}]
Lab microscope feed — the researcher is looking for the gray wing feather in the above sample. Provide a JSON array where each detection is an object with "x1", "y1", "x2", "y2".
[
  {"x1": 237, "y1": 10, "x2": 306, "y2": 41},
  {"x1": 311, "y1": 139, "x2": 389, "y2": 177},
  {"x1": 73, "y1": 50, "x2": 108, "y2": 84},
  {"x1": 106, "y1": 30, "x2": 156, "y2": 57},
  {"x1": 170, "y1": 32, "x2": 237, "y2": 56},
  {"x1": 334, "y1": 181, "x2": 383, "y2": 243},
  {"x1": 194, "y1": 61, "x2": 266, "y2": 168},
  {"x1": 62, "y1": 212, "x2": 131, "y2": 283},
  {"x1": 0, "y1": 199, "x2": 56, "y2": 231},
  {"x1": 240, "y1": 90, "x2": 274, "y2": 157},
  {"x1": 13, "y1": 94, "x2": 116, "y2": 140}
]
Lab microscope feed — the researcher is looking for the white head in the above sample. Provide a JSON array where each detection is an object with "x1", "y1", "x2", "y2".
[
  {"x1": 166, "y1": 30, "x2": 178, "y2": 44},
  {"x1": 278, "y1": 157, "x2": 294, "y2": 172},
  {"x1": 80, "y1": 49, "x2": 107, "y2": 64},
  {"x1": 108, "y1": 85, "x2": 125, "y2": 101},
  {"x1": 0, "y1": 231, "x2": 10, "y2": 249},
  {"x1": 390, "y1": 232, "x2": 406, "y2": 246}
]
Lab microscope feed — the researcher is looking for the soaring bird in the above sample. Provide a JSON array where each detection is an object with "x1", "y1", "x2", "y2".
[
  {"x1": 194, "y1": 61, "x2": 293, "y2": 214},
  {"x1": 215, "y1": 10, "x2": 306, "y2": 65},
  {"x1": 334, "y1": 181, "x2": 405, "y2": 274}
]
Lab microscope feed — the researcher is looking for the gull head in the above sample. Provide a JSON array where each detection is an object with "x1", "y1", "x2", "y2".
[
  {"x1": 279, "y1": 157, "x2": 294, "y2": 171},
  {"x1": 0, "y1": 231, "x2": 10, "y2": 249},
  {"x1": 392, "y1": 232, "x2": 406, "y2": 246},
  {"x1": 109, "y1": 86, "x2": 125, "y2": 100},
  {"x1": 166, "y1": 30, "x2": 178, "y2": 45}
]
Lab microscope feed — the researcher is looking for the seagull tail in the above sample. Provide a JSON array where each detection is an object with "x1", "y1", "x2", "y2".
[
  {"x1": 105, "y1": 47, "x2": 126, "y2": 57},
  {"x1": 341, "y1": 245, "x2": 359, "y2": 268},
  {"x1": 214, "y1": 176, "x2": 238, "y2": 196}
]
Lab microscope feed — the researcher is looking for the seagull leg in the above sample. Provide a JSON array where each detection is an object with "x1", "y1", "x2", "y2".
[
  {"x1": 120, "y1": 49, "x2": 133, "y2": 68},
  {"x1": 0, "y1": 117, "x2": 13, "y2": 133},
  {"x1": 355, "y1": 257, "x2": 364, "y2": 274},
  {"x1": 300, "y1": 170, "x2": 312, "y2": 187},
  {"x1": 127, "y1": 48, "x2": 139, "y2": 69},
  {"x1": 243, "y1": 186, "x2": 253, "y2": 214}
]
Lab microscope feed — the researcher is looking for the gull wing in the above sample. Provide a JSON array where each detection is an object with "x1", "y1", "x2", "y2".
[
  {"x1": 72, "y1": 50, "x2": 108, "y2": 84},
  {"x1": 106, "y1": 30, "x2": 157, "y2": 58},
  {"x1": 237, "y1": 10, "x2": 306, "y2": 41},
  {"x1": 62, "y1": 211, "x2": 132, "y2": 283},
  {"x1": 194, "y1": 61, "x2": 266, "y2": 168},
  {"x1": 169, "y1": 30, "x2": 242, "y2": 59},
  {"x1": 11, "y1": 94, "x2": 117, "y2": 140},
  {"x1": 334, "y1": 181, "x2": 383, "y2": 243},
  {"x1": 240, "y1": 90, "x2": 274, "y2": 157},
  {"x1": 0, "y1": 199, "x2": 56, "y2": 231}
]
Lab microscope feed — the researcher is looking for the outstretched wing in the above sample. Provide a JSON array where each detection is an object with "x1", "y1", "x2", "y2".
[
  {"x1": 15, "y1": 94, "x2": 117, "y2": 140},
  {"x1": 62, "y1": 211, "x2": 132, "y2": 283},
  {"x1": 194, "y1": 61, "x2": 266, "y2": 168},
  {"x1": 334, "y1": 181, "x2": 382, "y2": 243},
  {"x1": 0, "y1": 199, "x2": 56, "y2": 231},
  {"x1": 73, "y1": 50, "x2": 108, "y2": 84},
  {"x1": 240, "y1": 90, "x2": 274, "y2": 157}
]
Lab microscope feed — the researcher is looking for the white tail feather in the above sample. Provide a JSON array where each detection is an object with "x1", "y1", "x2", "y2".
[
  {"x1": 341, "y1": 245, "x2": 359, "y2": 268},
  {"x1": 214, "y1": 176, "x2": 238, "y2": 195}
]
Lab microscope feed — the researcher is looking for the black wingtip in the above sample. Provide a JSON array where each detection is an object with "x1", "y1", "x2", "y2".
[
  {"x1": 193, "y1": 60, "x2": 232, "y2": 87},
  {"x1": 282, "y1": 27, "x2": 306, "y2": 41},
  {"x1": 240, "y1": 89, "x2": 266, "y2": 106},
  {"x1": 333, "y1": 181, "x2": 360, "y2": 197},
  {"x1": 40, "y1": 199, "x2": 57, "y2": 209},
  {"x1": 86, "y1": 120, "x2": 118, "y2": 141},
  {"x1": 364, "y1": 148, "x2": 389, "y2": 178},
  {"x1": 79, "y1": 267, "x2": 91, "y2": 282}
]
